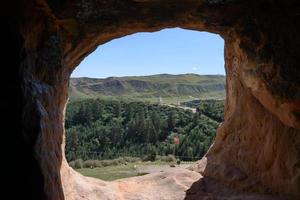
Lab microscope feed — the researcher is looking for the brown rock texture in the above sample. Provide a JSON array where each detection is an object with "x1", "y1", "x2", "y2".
[
  {"x1": 61, "y1": 162, "x2": 202, "y2": 200},
  {"x1": 61, "y1": 162, "x2": 285, "y2": 200},
  {"x1": 4, "y1": 0, "x2": 300, "y2": 199}
]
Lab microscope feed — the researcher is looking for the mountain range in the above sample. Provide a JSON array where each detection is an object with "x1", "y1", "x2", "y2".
[{"x1": 69, "y1": 73, "x2": 225, "y2": 103}]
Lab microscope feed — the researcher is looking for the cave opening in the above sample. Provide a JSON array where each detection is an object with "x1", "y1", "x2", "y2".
[
  {"x1": 11, "y1": 1, "x2": 300, "y2": 199},
  {"x1": 64, "y1": 28, "x2": 226, "y2": 182}
]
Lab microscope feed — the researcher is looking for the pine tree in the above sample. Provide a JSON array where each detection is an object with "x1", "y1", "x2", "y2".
[
  {"x1": 136, "y1": 110, "x2": 146, "y2": 143},
  {"x1": 167, "y1": 110, "x2": 176, "y2": 131},
  {"x1": 147, "y1": 119, "x2": 158, "y2": 144},
  {"x1": 124, "y1": 104, "x2": 133, "y2": 123},
  {"x1": 150, "y1": 110, "x2": 161, "y2": 133},
  {"x1": 110, "y1": 117, "x2": 124, "y2": 146},
  {"x1": 114, "y1": 101, "x2": 122, "y2": 118},
  {"x1": 65, "y1": 130, "x2": 79, "y2": 161}
]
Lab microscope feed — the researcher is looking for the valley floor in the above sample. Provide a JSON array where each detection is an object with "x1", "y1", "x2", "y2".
[{"x1": 75, "y1": 161, "x2": 192, "y2": 181}]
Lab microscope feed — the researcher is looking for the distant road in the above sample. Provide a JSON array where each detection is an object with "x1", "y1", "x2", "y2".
[{"x1": 164, "y1": 104, "x2": 196, "y2": 113}]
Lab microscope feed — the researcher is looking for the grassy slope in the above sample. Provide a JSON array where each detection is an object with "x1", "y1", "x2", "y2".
[
  {"x1": 119, "y1": 73, "x2": 224, "y2": 84},
  {"x1": 76, "y1": 164, "x2": 140, "y2": 181},
  {"x1": 69, "y1": 73, "x2": 225, "y2": 103},
  {"x1": 75, "y1": 161, "x2": 190, "y2": 181}
]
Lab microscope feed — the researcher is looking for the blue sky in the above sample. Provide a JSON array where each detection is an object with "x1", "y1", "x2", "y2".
[{"x1": 71, "y1": 28, "x2": 225, "y2": 78}]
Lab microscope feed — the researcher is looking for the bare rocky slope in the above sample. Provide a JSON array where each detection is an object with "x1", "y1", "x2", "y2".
[{"x1": 5, "y1": 1, "x2": 300, "y2": 200}]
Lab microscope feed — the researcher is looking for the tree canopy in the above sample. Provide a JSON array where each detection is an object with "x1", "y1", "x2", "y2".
[{"x1": 65, "y1": 99, "x2": 223, "y2": 161}]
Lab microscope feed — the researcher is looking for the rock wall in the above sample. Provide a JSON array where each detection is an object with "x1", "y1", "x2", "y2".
[
  {"x1": 194, "y1": 36, "x2": 300, "y2": 198},
  {"x1": 6, "y1": 0, "x2": 300, "y2": 199}
]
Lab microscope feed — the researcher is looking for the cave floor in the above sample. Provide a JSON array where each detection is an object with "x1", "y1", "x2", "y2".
[{"x1": 62, "y1": 165, "x2": 287, "y2": 200}]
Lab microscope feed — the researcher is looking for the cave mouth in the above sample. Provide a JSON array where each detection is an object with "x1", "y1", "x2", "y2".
[
  {"x1": 15, "y1": 1, "x2": 300, "y2": 199},
  {"x1": 64, "y1": 28, "x2": 226, "y2": 181}
]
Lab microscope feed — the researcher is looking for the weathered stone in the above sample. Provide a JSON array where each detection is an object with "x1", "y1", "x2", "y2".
[{"x1": 6, "y1": 0, "x2": 300, "y2": 199}]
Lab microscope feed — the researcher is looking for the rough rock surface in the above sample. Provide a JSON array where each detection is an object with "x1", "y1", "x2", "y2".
[
  {"x1": 61, "y1": 162, "x2": 202, "y2": 200},
  {"x1": 62, "y1": 162, "x2": 285, "y2": 200},
  {"x1": 4, "y1": 0, "x2": 300, "y2": 199}
]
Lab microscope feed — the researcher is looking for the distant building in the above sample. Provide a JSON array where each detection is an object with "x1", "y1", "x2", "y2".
[{"x1": 158, "y1": 96, "x2": 163, "y2": 105}]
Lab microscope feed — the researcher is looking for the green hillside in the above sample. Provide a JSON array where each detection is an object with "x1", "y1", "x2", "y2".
[{"x1": 69, "y1": 74, "x2": 225, "y2": 103}]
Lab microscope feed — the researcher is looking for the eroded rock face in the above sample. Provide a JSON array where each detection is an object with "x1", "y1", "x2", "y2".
[{"x1": 9, "y1": 0, "x2": 300, "y2": 199}]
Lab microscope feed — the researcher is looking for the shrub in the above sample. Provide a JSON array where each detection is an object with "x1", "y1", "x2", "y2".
[
  {"x1": 83, "y1": 160, "x2": 97, "y2": 168},
  {"x1": 69, "y1": 161, "x2": 75, "y2": 168},
  {"x1": 142, "y1": 154, "x2": 156, "y2": 162},
  {"x1": 110, "y1": 159, "x2": 120, "y2": 166},
  {"x1": 123, "y1": 156, "x2": 141, "y2": 163},
  {"x1": 99, "y1": 160, "x2": 111, "y2": 167},
  {"x1": 115, "y1": 157, "x2": 124, "y2": 164},
  {"x1": 71, "y1": 157, "x2": 143, "y2": 169},
  {"x1": 100, "y1": 158, "x2": 122, "y2": 167},
  {"x1": 95, "y1": 160, "x2": 103, "y2": 167},
  {"x1": 74, "y1": 159, "x2": 83, "y2": 169},
  {"x1": 157, "y1": 154, "x2": 176, "y2": 162}
]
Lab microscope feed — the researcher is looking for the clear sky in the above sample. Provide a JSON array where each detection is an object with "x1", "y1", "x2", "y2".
[{"x1": 71, "y1": 28, "x2": 225, "y2": 78}]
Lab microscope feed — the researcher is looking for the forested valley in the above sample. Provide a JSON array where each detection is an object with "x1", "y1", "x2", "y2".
[{"x1": 65, "y1": 99, "x2": 224, "y2": 162}]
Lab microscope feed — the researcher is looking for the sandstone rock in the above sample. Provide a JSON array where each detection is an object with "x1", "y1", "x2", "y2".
[{"x1": 6, "y1": 0, "x2": 300, "y2": 199}]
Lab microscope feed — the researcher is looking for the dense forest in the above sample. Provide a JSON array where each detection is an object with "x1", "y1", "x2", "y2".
[
  {"x1": 182, "y1": 99, "x2": 224, "y2": 122},
  {"x1": 65, "y1": 99, "x2": 224, "y2": 161}
]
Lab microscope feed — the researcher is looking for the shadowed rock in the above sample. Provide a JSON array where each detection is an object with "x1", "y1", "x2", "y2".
[{"x1": 4, "y1": 0, "x2": 300, "y2": 199}]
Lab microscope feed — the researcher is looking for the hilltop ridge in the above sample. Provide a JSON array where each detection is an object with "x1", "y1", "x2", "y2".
[{"x1": 69, "y1": 73, "x2": 225, "y2": 102}]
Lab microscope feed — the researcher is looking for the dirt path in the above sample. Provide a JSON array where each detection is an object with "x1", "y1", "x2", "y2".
[{"x1": 164, "y1": 104, "x2": 197, "y2": 113}]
